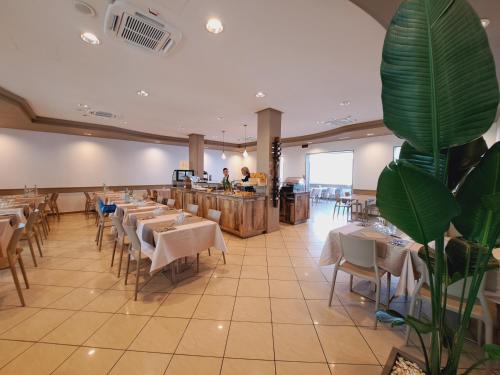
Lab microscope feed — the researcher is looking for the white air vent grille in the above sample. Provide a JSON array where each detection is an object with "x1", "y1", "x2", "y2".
[
  {"x1": 104, "y1": 1, "x2": 181, "y2": 55},
  {"x1": 120, "y1": 12, "x2": 169, "y2": 50}
]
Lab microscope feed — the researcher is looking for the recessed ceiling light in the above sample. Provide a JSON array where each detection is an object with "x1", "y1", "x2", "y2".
[
  {"x1": 481, "y1": 18, "x2": 490, "y2": 28},
  {"x1": 366, "y1": 133, "x2": 375, "y2": 136},
  {"x1": 255, "y1": 91, "x2": 266, "y2": 98},
  {"x1": 307, "y1": 141, "x2": 313, "y2": 144},
  {"x1": 78, "y1": 103, "x2": 89, "y2": 108},
  {"x1": 137, "y1": 89, "x2": 149, "y2": 97},
  {"x1": 206, "y1": 18, "x2": 224, "y2": 34},
  {"x1": 217, "y1": 116, "x2": 224, "y2": 120},
  {"x1": 339, "y1": 100, "x2": 351, "y2": 106},
  {"x1": 80, "y1": 31, "x2": 100, "y2": 45},
  {"x1": 84, "y1": 133, "x2": 92, "y2": 136},
  {"x1": 316, "y1": 120, "x2": 324, "y2": 125}
]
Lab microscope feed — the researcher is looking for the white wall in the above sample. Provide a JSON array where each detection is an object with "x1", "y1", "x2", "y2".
[
  {"x1": 0, "y1": 128, "x2": 255, "y2": 212},
  {"x1": 282, "y1": 134, "x2": 403, "y2": 190}
]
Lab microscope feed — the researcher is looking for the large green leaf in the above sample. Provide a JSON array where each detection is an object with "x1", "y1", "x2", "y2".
[
  {"x1": 381, "y1": 0, "x2": 499, "y2": 153},
  {"x1": 377, "y1": 160, "x2": 460, "y2": 244},
  {"x1": 447, "y1": 137, "x2": 488, "y2": 189},
  {"x1": 453, "y1": 142, "x2": 500, "y2": 247},
  {"x1": 399, "y1": 141, "x2": 446, "y2": 178}
]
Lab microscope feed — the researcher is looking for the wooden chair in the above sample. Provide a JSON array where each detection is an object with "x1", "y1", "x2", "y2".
[
  {"x1": 328, "y1": 233, "x2": 387, "y2": 328},
  {"x1": 196, "y1": 209, "x2": 226, "y2": 272},
  {"x1": 48, "y1": 192, "x2": 60, "y2": 220},
  {"x1": 95, "y1": 204, "x2": 113, "y2": 251},
  {"x1": 186, "y1": 204, "x2": 199, "y2": 216},
  {"x1": 0, "y1": 226, "x2": 29, "y2": 306},
  {"x1": 166, "y1": 199, "x2": 175, "y2": 208},
  {"x1": 123, "y1": 224, "x2": 150, "y2": 300},
  {"x1": 36, "y1": 202, "x2": 50, "y2": 237},
  {"x1": 20, "y1": 211, "x2": 43, "y2": 267},
  {"x1": 110, "y1": 215, "x2": 128, "y2": 277},
  {"x1": 83, "y1": 192, "x2": 95, "y2": 218}
]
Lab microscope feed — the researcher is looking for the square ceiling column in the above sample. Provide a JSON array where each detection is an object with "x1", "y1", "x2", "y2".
[
  {"x1": 189, "y1": 133, "x2": 205, "y2": 177},
  {"x1": 257, "y1": 107, "x2": 282, "y2": 233}
]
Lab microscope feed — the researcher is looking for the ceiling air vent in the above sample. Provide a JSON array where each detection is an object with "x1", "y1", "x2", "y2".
[
  {"x1": 104, "y1": 0, "x2": 181, "y2": 55},
  {"x1": 90, "y1": 110, "x2": 117, "y2": 119}
]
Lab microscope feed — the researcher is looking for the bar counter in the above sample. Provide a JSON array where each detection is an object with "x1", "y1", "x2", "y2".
[{"x1": 170, "y1": 187, "x2": 267, "y2": 238}]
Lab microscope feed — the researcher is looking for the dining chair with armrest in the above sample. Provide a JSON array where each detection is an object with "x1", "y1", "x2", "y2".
[
  {"x1": 110, "y1": 215, "x2": 128, "y2": 277},
  {"x1": 186, "y1": 203, "x2": 199, "y2": 216},
  {"x1": 123, "y1": 224, "x2": 150, "y2": 300},
  {"x1": 195, "y1": 208, "x2": 226, "y2": 272},
  {"x1": 166, "y1": 199, "x2": 175, "y2": 208},
  {"x1": 328, "y1": 233, "x2": 386, "y2": 328},
  {"x1": 20, "y1": 211, "x2": 43, "y2": 267}
]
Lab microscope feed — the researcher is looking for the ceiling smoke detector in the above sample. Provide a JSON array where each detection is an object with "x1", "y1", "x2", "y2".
[{"x1": 104, "y1": 0, "x2": 182, "y2": 55}]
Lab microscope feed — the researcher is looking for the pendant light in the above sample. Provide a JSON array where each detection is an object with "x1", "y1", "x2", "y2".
[
  {"x1": 221, "y1": 130, "x2": 227, "y2": 160},
  {"x1": 242, "y1": 124, "x2": 249, "y2": 158}
]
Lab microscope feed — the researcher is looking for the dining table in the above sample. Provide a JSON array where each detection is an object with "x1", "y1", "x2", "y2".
[
  {"x1": 113, "y1": 201, "x2": 161, "y2": 218},
  {"x1": 0, "y1": 207, "x2": 28, "y2": 224},
  {"x1": 135, "y1": 213, "x2": 227, "y2": 273}
]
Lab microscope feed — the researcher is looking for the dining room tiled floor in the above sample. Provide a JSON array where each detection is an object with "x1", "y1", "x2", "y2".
[{"x1": 0, "y1": 204, "x2": 496, "y2": 374}]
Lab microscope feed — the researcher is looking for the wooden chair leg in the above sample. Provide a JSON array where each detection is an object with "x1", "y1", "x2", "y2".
[
  {"x1": 124, "y1": 253, "x2": 131, "y2": 285},
  {"x1": 18, "y1": 255, "x2": 29, "y2": 289},
  {"x1": 208, "y1": 248, "x2": 211, "y2": 256},
  {"x1": 33, "y1": 233, "x2": 43, "y2": 257},
  {"x1": 35, "y1": 224, "x2": 44, "y2": 244},
  {"x1": 8, "y1": 258, "x2": 25, "y2": 306},
  {"x1": 111, "y1": 239, "x2": 118, "y2": 267},
  {"x1": 387, "y1": 273, "x2": 392, "y2": 307},
  {"x1": 117, "y1": 243, "x2": 125, "y2": 278},
  {"x1": 26, "y1": 238, "x2": 37, "y2": 267},
  {"x1": 98, "y1": 225, "x2": 104, "y2": 251},
  {"x1": 196, "y1": 253, "x2": 200, "y2": 273},
  {"x1": 222, "y1": 251, "x2": 226, "y2": 264},
  {"x1": 134, "y1": 255, "x2": 141, "y2": 301}
]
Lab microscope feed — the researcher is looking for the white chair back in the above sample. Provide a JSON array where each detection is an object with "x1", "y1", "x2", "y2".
[
  {"x1": 186, "y1": 204, "x2": 199, "y2": 216},
  {"x1": 111, "y1": 215, "x2": 125, "y2": 239},
  {"x1": 339, "y1": 233, "x2": 377, "y2": 268},
  {"x1": 167, "y1": 199, "x2": 175, "y2": 208},
  {"x1": 207, "y1": 209, "x2": 221, "y2": 224},
  {"x1": 123, "y1": 224, "x2": 141, "y2": 255}
]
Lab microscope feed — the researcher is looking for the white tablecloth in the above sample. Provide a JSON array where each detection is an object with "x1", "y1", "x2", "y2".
[
  {"x1": 0, "y1": 219, "x2": 14, "y2": 256},
  {"x1": 0, "y1": 207, "x2": 27, "y2": 224},
  {"x1": 123, "y1": 206, "x2": 174, "y2": 226},
  {"x1": 135, "y1": 214, "x2": 226, "y2": 272},
  {"x1": 319, "y1": 223, "x2": 424, "y2": 296}
]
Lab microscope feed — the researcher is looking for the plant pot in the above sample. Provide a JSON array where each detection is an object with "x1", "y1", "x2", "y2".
[{"x1": 382, "y1": 347, "x2": 426, "y2": 375}]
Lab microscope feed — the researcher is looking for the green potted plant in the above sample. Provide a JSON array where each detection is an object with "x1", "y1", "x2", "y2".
[{"x1": 373, "y1": 0, "x2": 500, "y2": 374}]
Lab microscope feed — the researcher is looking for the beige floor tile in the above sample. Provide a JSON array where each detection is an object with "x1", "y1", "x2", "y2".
[
  {"x1": 205, "y1": 277, "x2": 239, "y2": 295},
  {"x1": 342, "y1": 302, "x2": 378, "y2": 326},
  {"x1": 240, "y1": 265, "x2": 268, "y2": 279},
  {"x1": 300, "y1": 281, "x2": 338, "y2": 301},
  {"x1": 52, "y1": 347, "x2": 123, "y2": 375},
  {"x1": 0, "y1": 306, "x2": 40, "y2": 334},
  {"x1": 225, "y1": 321, "x2": 274, "y2": 360},
  {"x1": 155, "y1": 293, "x2": 201, "y2": 318},
  {"x1": 82, "y1": 289, "x2": 132, "y2": 313},
  {"x1": 0, "y1": 339, "x2": 32, "y2": 368},
  {"x1": 358, "y1": 327, "x2": 406, "y2": 364},
  {"x1": 165, "y1": 355, "x2": 222, "y2": 375},
  {"x1": 237, "y1": 279, "x2": 269, "y2": 297},
  {"x1": 118, "y1": 292, "x2": 166, "y2": 315},
  {"x1": 273, "y1": 323, "x2": 325, "y2": 362},
  {"x1": 306, "y1": 300, "x2": 354, "y2": 325},
  {"x1": 0, "y1": 342, "x2": 76, "y2": 375},
  {"x1": 48, "y1": 287, "x2": 104, "y2": 310},
  {"x1": 242, "y1": 255, "x2": 268, "y2": 266},
  {"x1": 316, "y1": 325, "x2": 379, "y2": 364},
  {"x1": 0, "y1": 285, "x2": 73, "y2": 308},
  {"x1": 213, "y1": 264, "x2": 242, "y2": 278},
  {"x1": 221, "y1": 358, "x2": 275, "y2": 375},
  {"x1": 329, "y1": 364, "x2": 382, "y2": 375},
  {"x1": 171, "y1": 276, "x2": 210, "y2": 294},
  {"x1": 267, "y1": 256, "x2": 293, "y2": 267},
  {"x1": 268, "y1": 266, "x2": 297, "y2": 280},
  {"x1": 176, "y1": 319, "x2": 229, "y2": 356},
  {"x1": 294, "y1": 267, "x2": 326, "y2": 282},
  {"x1": 81, "y1": 272, "x2": 123, "y2": 289},
  {"x1": 85, "y1": 314, "x2": 149, "y2": 349},
  {"x1": 271, "y1": 298, "x2": 312, "y2": 324},
  {"x1": 291, "y1": 257, "x2": 317, "y2": 267},
  {"x1": 129, "y1": 317, "x2": 188, "y2": 353},
  {"x1": 0, "y1": 308, "x2": 74, "y2": 341},
  {"x1": 109, "y1": 351, "x2": 171, "y2": 375},
  {"x1": 41, "y1": 311, "x2": 111, "y2": 345},
  {"x1": 232, "y1": 296, "x2": 271, "y2": 322},
  {"x1": 276, "y1": 361, "x2": 331, "y2": 375},
  {"x1": 193, "y1": 295, "x2": 235, "y2": 320},
  {"x1": 269, "y1": 280, "x2": 303, "y2": 298}
]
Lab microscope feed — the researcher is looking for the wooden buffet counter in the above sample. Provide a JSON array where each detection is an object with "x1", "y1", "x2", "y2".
[{"x1": 170, "y1": 188, "x2": 267, "y2": 238}]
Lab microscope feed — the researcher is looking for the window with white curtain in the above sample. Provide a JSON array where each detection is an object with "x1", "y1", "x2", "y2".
[{"x1": 306, "y1": 151, "x2": 353, "y2": 186}]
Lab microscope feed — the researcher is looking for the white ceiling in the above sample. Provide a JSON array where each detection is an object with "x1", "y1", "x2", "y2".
[{"x1": 0, "y1": 0, "x2": 386, "y2": 142}]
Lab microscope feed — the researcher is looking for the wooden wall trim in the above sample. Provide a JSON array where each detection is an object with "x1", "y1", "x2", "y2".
[
  {"x1": 0, "y1": 185, "x2": 173, "y2": 196},
  {"x1": 0, "y1": 86, "x2": 391, "y2": 148},
  {"x1": 353, "y1": 189, "x2": 377, "y2": 195}
]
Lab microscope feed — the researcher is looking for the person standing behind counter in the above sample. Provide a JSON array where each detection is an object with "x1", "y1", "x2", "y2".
[
  {"x1": 241, "y1": 167, "x2": 251, "y2": 182},
  {"x1": 222, "y1": 168, "x2": 231, "y2": 191}
]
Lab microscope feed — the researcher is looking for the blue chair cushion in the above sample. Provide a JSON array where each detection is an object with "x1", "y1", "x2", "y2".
[{"x1": 99, "y1": 201, "x2": 116, "y2": 214}]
